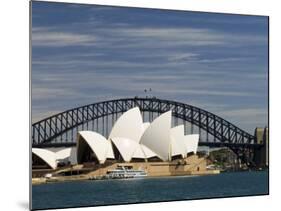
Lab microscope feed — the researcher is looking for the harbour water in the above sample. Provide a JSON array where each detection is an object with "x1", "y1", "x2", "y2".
[{"x1": 32, "y1": 170, "x2": 268, "y2": 210}]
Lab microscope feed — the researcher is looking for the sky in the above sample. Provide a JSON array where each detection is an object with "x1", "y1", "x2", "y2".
[{"x1": 31, "y1": 1, "x2": 268, "y2": 134}]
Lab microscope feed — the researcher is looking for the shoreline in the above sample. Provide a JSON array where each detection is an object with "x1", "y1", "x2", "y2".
[
  {"x1": 32, "y1": 169, "x2": 269, "y2": 185},
  {"x1": 32, "y1": 170, "x2": 220, "y2": 185}
]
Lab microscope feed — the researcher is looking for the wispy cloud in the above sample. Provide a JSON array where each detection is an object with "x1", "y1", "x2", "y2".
[
  {"x1": 32, "y1": 22, "x2": 267, "y2": 50},
  {"x1": 168, "y1": 53, "x2": 199, "y2": 62},
  {"x1": 31, "y1": 3, "x2": 268, "y2": 133},
  {"x1": 218, "y1": 108, "x2": 267, "y2": 118},
  {"x1": 32, "y1": 27, "x2": 97, "y2": 47},
  {"x1": 216, "y1": 108, "x2": 268, "y2": 131}
]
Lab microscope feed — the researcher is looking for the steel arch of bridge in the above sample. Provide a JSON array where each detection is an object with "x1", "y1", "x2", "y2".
[{"x1": 32, "y1": 97, "x2": 258, "y2": 148}]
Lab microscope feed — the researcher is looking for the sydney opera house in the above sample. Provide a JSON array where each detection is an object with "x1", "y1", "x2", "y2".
[{"x1": 32, "y1": 107, "x2": 207, "y2": 177}]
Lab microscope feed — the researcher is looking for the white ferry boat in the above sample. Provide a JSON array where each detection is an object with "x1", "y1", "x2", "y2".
[{"x1": 106, "y1": 165, "x2": 147, "y2": 179}]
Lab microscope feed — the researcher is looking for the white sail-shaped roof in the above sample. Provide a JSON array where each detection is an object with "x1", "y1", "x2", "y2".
[
  {"x1": 140, "y1": 111, "x2": 172, "y2": 161},
  {"x1": 106, "y1": 143, "x2": 115, "y2": 159},
  {"x1": 111, "y1": 137, "x2": 142, "y2": 162},
  {"x1": 170, "y1": 125, "x2": 187, "y2": 158},
  {"x1": 184, "y1": 134, "x2": 199, "y2": 154},
  {"x1": 140, "y1": 144, "x2": 158, "y2": 158},
  {"x1": 142, "y1": 122, "x2": 150, "y2": 133},
  {"x1": 132, "y1": 144, "x2": 146, "y2": 159},
  {"x1": 109, "y1": 107, "x2": 144, "y2": 143},
  {"x1": 32, "y1": 148, "x2": 57, "y2": 169},
  {"x1": 77, "y1": 131, "x2": 114, "y2": 164},
  {"x1": 56, "y1": 147, "x2": 77, "y2": 165},
  {"x1": 170, "y1": 138, "x2": 184, "y2": 157}
]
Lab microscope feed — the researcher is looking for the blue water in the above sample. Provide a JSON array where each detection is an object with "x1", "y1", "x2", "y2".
[{"x1": 32, "y1": 171, "x2": 268, "y2": 210}]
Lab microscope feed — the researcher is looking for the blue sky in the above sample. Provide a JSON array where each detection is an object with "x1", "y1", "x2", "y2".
[{"x1": 31, "y1": 1, "x2": 268, "y2": 134}]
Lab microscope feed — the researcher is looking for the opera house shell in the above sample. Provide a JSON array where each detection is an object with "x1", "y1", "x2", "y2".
[{"x1": 32, "y1": 107, "x2": 199, "y2": 169}]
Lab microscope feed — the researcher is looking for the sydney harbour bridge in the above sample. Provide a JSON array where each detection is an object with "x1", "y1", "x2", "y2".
[{"x1": 32, "y1": 97, "x2": 267, "y2": 167}]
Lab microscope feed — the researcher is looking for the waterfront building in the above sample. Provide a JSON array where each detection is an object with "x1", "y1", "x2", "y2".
[
  {"x1": 253, "y1": 127, "x2": 269, "y2": 167},
  {"x1": 32, "y1": 107, "x2": 200, "y2": 172}
]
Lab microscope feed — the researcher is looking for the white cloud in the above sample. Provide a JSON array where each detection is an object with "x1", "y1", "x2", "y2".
[
  {"x1": 149, "y1": 87, "x2": 256, "y2": 97},
  {"x1": 31, "y1": 10, "x2": 268, "y2": 129},
  {"x1": 32, "y1": 22, "x2": 267, "y2": 51},
  {"x1": 218, "y1": 108, "x2": 268, "y2": 118},
  {"x1": 31, "y1": 86, "x2": 81, "y2": 100},
  {"x1": 216, "y1": 108, "x2": 268, "y2": 131},
  {"x1": 32, "y1": 110, "x2": 62, "y2": 123},
  {"x1": 118, "y1": 27, "x2": 225, "y2": 45},
  {"x1": 32, "y1": 27, "x2": 97, "y2": 47},
  {"x1": 167, "y1": 53, "x2": 199, "y2": 62}
]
